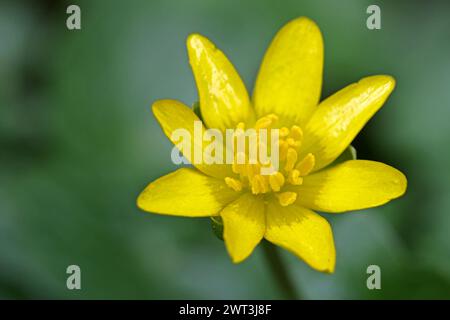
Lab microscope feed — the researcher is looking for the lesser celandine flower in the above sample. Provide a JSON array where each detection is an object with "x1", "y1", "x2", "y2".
[{"x1": 137, "y1": 17, "x2": 407, "y2": 273}]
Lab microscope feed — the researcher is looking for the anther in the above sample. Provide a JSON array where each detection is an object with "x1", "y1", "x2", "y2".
[
  {"x1": 279, "y1": 127, "x2": 290, "y2": 137},
  {"x1": 290, "y1": 125, "x2": 303, "y2": 141},
  {"x1": 251, "y1": 174, "x2": 269, "y2": 194},
  {"x1": 255, "y1": 114, "x2": 278, "y2": 129},
  {"x1": 296, "y1": 153, "x2": 315, "y2": 176},
  {"x1": 267, "y1": 114, "x2": 279, "y2": 122},
  {"x1": 286, "y1": 137, "x2": 300, "y2": 148},
  {"x1": 288, "y1": 169, "x2": 303, "y2": 185},
  {"x1": 278, "y1": 140, "x2": 289, "y2": 161},
  {"x1": 246, "y1": 163, "x2": 260, "y2": 180},
  {"x1": 225, "y1": 177, "x2": 243, "y2": 192},
  {"x1": 269, "y1": 172, "x2": 285, "y2": 192},
  {"x1": 284, "y1": 148, "x2": 298, "y2": 172},
  {"x1": 276, "y1": 192, "x2": 297, "y2": 206}
]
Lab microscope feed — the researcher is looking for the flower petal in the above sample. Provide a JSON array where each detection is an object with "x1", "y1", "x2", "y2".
[
  {"x1": 265, "y1": 201, "x2": 335, "y2": 272},
  {"x1": 152, "y1": 99, "x2": 234, "y2": 179},
  {"x1": 294, "y1": 160, "x2": 407, "y2": 213},
  {"x1": 221, "y1": 193, "x2": 265, "y2": 263},
  {"x1": 301, "y1": 75, "x2": 396, "y2": 171},
  {"x1": 137, "y1": 168, "x2": 240, "y2": 217},
  {"x1": 253, "y1": 17, "x2": 323, "y2": 127},
  {"x1": 187, "y1": 34, "x2": 254, "y2": 131}
]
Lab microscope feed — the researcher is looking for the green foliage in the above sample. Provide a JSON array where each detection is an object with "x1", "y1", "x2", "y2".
[{"x1": 1, "y1": 0, "x2": 450, "y2": 299}]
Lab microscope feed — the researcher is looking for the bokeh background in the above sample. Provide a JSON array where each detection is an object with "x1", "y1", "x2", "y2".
[{"x1": 1, "y1": 0, "x2": 450, "y2": 299}]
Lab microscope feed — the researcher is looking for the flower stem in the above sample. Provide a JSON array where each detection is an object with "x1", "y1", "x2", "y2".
[{"x1": 261, "y1": 240, "x2": 300, "y2": 300}]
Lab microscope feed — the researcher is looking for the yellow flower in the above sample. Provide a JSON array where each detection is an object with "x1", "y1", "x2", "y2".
[{"x1": 137, "y1": 17, "x2": 407, "y2": 273}]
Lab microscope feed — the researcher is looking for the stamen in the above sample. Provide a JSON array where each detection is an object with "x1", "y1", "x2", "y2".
[
  {"x1": 296, "y1": 153, "x2": 315, "y2": 176},
  {"x1": 286, "y1": 137, "x2": 300, "y2": 148},
  {"x1": 269, "y1": 172, "x2": 285, "y2": 192},
  {"x1": 246, "y1": 163, "x2": 260, "y2": 180},
  {"x1": 284, "y1": 148, "x2": 298, "y2": 172},
  {"x1": 236, "y1": 122, "x2": 245, "y2": 130},
  {"x1": 290, "y1": 125, "x2": 303, "y2": 141},
  {"x1": 279, "y1": 127, "x2": 290, "y2": 137},
  {"x1": 251, "y1": 174, "x2": 269, "y2": 195},
  {"x1": 255, "y1": 114, "x2": 278, "y2": 129},
  {"x1": 225, "y1": 177, "x2": 243, "y2": 192},
  {"x1": 276, "y1": 192, "x2": 297, "y2": 206},
  {"x1": 288, "y1": 169, "x2": 303, "y2": 185},
  {"x1": 278, "y1": 140, "x2": 289, "y2": 161},
  {"x1": 228, "y1": 115, "x2": 308, "y2": 197},
  {"x1": 260, "y1": 175, "x2": 269, "y2": 193}
]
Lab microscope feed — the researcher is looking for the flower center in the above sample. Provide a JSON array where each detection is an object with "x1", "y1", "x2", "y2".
[{"x1": 224, "y1": 114, "x2": 316, "y2": 207}]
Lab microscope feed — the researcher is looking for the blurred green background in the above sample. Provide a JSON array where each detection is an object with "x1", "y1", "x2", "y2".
[{"x1": 1, "y1": 0, "x2": 450, "y2": 299}]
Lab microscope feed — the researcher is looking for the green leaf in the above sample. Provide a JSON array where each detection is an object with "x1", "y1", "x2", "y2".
[{"x1": 210, "y1": 216, "x2": 224, "y2": 241}]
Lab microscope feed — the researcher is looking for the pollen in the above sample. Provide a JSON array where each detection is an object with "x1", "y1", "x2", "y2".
[
  {"x1": 296, "y1": 153, "x2": 315, "y2": 176},
  {"x1": 224, "y1": 114, "x2": 316, "y2": 207},
  {"x1": 276, "y1": 192, "x2": 298, "y2": 207},
  {"x1": 288, "y1": 169, "x2": 303, "y2": 185},
  {"x1": 236, "y1": 122, "x2": 246, "y2": 130},
  {"x1": 284, "y1": 148, "x2": 298, "y2": 172},
  {"x1": 278, "y1": 140, "x2": 289, "y2": 161},
  {"x1": 290, "y1": 125, "x2": 303, "y2": 140},
  {"x1": 279, "y1": 127, "x2": 290, "y2": 137},
  {"x1": 255, "y1": 114, "x2": 278, "y2": 129},
  {"x1": 269, "y1": 172, "x2": 285, "y2": 192},
  {"x1": 225, "y1": 177, "x2": 243, "y2": 192},
  {"x1": 251, "y1": 174, "x2": 269, "y2": 194}
]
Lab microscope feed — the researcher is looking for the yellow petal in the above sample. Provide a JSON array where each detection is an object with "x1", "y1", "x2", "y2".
[
  {"x1": 253, "y1": 17, "x2": 323, "y2": 127},
  {"x1": 152, "y1": 99, "x2": 234, "y2": 179},
  {"x1": 301, "y1": 75, "x2": 396, "y2": 171},
  {"x1": 187, "y1": 34, "x2": 254, "y2": 131},
  {"x1": 137, "y1": 168, "x2": 239, "y2": 217},
  {"x1": 294, "y1": 160, "x2": 407, "y2": 213},
  {"x1": 221, "y1": 193, "x2": 265, "y2": 263},
  {"x1": 265, "y1": 201, "x2": 335, "y2": 272}
]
